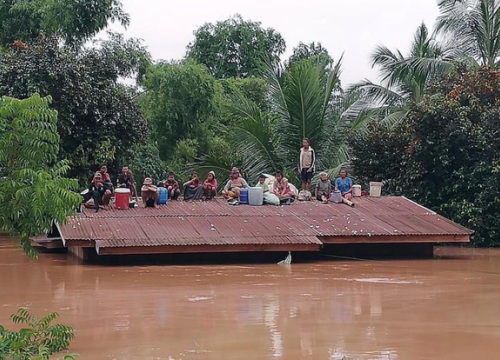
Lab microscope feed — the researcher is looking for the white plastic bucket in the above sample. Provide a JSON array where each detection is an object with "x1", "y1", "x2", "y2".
[
  {"x1": 369, "y1": 182, "x2": 383, "y2": 197},
  {"x1": 352, "y1": 185, "x2": 362, "y2": 197},
  {"x1": 330, "y1": 190, "x2": 342, "y2": 203},
  {"x1": 248, "y1": 187, "x2": 264, "y2": 206}
]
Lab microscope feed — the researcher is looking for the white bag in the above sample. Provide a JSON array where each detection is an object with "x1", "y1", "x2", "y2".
[
  {"x1": 263, "y1": 193, "x2": 280, "y2": 206},
  {"x1": 297, "y1": 190, "x2": 312, "y2": 201}
]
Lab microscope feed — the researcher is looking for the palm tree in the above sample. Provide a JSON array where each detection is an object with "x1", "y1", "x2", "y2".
[
  {"x1": 227, "y1": 56, "x2": 350, "y2": 181},
  {"x1": 345, "y1": 23, "x2": 456, "y2": 127},
  {"x1": 435, "y1": 0, "x2": 500, "y2": 68}
]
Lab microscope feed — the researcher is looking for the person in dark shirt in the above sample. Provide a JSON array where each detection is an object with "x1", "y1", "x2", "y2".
[
  {"x1": 117, "y1": 166, "x2": 136, "y2": 197},
  {"x1": 82, "y1": 172, "x2": 113, "y2": 212},
  {"x1": 183, "y1": 172, "x2": 204, "y2": 200}
]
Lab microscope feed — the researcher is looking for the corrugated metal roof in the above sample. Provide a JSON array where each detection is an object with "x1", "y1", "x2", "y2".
[
  {"x1": 94, "y1": 236, "x2": 321, "y2": 248},
  {"x1": 60, "y1": 196, "x2": 472, "y2": 249}
]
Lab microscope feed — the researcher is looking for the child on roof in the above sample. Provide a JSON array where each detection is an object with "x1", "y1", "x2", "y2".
[
  {"x1": 203, "y1": 171, "x2": 218, "y2": 200},
  {"x1": 164, "y1": 172, "x2": 181, "y2": 200}
]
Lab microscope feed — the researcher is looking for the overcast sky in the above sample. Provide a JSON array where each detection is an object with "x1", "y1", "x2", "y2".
[{"x1": 107, "y1": 0, "x2": 441, "y2": 86}]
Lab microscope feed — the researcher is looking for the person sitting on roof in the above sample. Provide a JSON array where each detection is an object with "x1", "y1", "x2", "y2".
[
  {"x1": 255, "y1": 174, "x2": 280, "y2": 206},
  {"x1": 82, "y1": 172, "x2": 113, "y2": 212},
  {"x1": 203, "y1": 171, "x2": 218, "y2": 200},
  {"x1": 141, "y1": 177, "x2": 159, "y2": 208},
  {"x1": 315, "y1": 171, "x2": 332, "y2": 204},
  {"x1": 117, "y1": 165, "x2": 136, "y2": 197},
  {"x1": 255, "y1": 174, "x2": 269, "y2": 193},
  {"x1": 164, "y1": 172, "x2": 181, "y2": 200},
  {"x1": 222, "y1": 167, "x2": 248, "y2": 200},
  {"x1": 273, "y1": 171, "x2": 295, "y2": 205},
  {"x1": 335, "y1": 168, "x2": 353, "y2": 200},
  {"x1": 183, "y1": 172, "x2": 204, "y2": 200}
]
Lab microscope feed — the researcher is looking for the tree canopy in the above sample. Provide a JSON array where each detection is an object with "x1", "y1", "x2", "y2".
[
  {"x1": 0, "y1": 0, "x2": 129, "y2": 46},
  {"x1": 0, "y1": 36, "x2": 150, "y2": 183},
  {"x1": 186, "y1": 14, "x2": 286, "y2": 79},
  {"x1": 141, "y1": 61, "x2": 222, "y2": 164},
  {"x1": 351, "y1": 67, "x2": 500, "y2": 246},
  {"x1": 287, "y1": 42, "x2": 333, "y2": 68},
  {"x1": 0, "y1": 94, "x2": 81, "y2": 256}
]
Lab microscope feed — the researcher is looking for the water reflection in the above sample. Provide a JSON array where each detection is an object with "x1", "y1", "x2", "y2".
[{"x1": 1, "y1": 240, "x2": 500, "y2": 359}]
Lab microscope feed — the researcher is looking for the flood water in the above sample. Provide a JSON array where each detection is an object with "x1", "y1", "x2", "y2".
[{"x1": 1, "y1": 238, "x2": 500, "y2": 359}]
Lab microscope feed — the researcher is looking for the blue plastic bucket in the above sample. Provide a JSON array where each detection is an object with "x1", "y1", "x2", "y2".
[
  {"x1": 239, "y1": 187, "x2": 249, "y2": 204},
  {"x1": 157, "y1": 187, "x2": 168, "y2": 205}
]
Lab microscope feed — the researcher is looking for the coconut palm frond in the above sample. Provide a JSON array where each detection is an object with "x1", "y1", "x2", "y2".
[
  {"x1": 380, "y1": 109, "x2": 410, "y2": 128},
  {"x1": 436, "y1": 0, "x2": 500, "y2": 67},
  {"x1": 320, "y1": 54, "x2": 343, "y2": 120},
  {"x1": 348, "y1": 80, "x2": 406, "y2": 107},
  {"x1": 344, "y1": 102, "x2": 381, "y2": 138},
  {"x1": 229, "y1": 96, "x2": 281, "y2": 180},
  {"x1": 401, "y1": 55, "x2": 455, "y2": 78},
  {"x1": 325, "y1": 143, "x2": 350, "y2": 178},
  {"x1": 259, "y1": 57, "x2": 291, "y2": 125},
  {"x1": 194, "y1": 155, "x2": 235, "y2": 182},
  {"x1": 274, "y1": 58, "x2": 341, "y2": 164},
  {"x1": 370, "y1": 45, "x2": 406, "y2": 88}
]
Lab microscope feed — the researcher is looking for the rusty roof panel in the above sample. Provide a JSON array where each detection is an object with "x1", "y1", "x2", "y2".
[
  {"x1": 62, "y1": 197, "x2": 472, "y2": 248},
  {"x1": 95, "y1": 235, "x2": 322, "y2": 248}
]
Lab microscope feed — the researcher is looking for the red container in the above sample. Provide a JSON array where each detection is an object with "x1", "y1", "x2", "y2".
[{"x1": 115, "y1": 188, "x2": 130, "y2": 210}]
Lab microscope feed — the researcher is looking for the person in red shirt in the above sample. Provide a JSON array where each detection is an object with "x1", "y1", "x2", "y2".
[
  {"x1": 183, "y1": 172, "x2": 204, "y2": 200},
  {"x1": 97, "y1": 164, "x2": 112, "y2": 183},
  {"x1": 203, "y1": 171, "x2": 218, "y2": 200},
  {"x1": 163, "y1": 172, "x2": 181, "y2": 200}
]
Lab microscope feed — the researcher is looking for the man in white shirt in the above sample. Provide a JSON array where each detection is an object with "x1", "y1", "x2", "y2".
[{"x1": 298, "y1": 138, "x2": 315, "y2": 192}]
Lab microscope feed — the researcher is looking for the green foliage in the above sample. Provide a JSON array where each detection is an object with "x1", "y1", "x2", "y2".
[
  {"x1": 225, "y1": 56, "x2": 354, "y2": 183},
  {"x1": 286, "y1": 42, "x2": 333, "y2": 68},
  {"x1": 142, "y1": 61, "x2": 222, "y2": 162},
  {"x1": 0, "y1": 94, "x2": 81, "y2": 256},
  {"x1": 436, "y1": 0, "x2": 500, "y2": 68},
  {"x1": 346, "y1": 23, "x2": 456, "y2": 130},
  {"x1": 187, "y1": 14, "x2": 286, "y2": 79},
  {"x1": 0, "y1": 0, "x2": 129, "y2": 46},
  {"x1": 0, "y1": 308, "x2": 77, "y2": 360},
  {"x1": 219, "y1": 77, "x2": 269, "y2": 112},
  {"x1": 91, "y1": 32, "x2": 152, "y2": 84},
  {"x1": 0, "y1": 37, "x2": 149, "y2": 185},
  {"x1": 352, "y1": 68, "x2": 500, "y2": 246},
  {"x1": 118, "y1": 142, "x2": 164, "y2": 185}
]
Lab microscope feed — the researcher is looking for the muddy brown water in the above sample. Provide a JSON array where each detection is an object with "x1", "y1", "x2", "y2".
[{"x1": 1, "y1": 238, "x2": 500, "y2": 359}]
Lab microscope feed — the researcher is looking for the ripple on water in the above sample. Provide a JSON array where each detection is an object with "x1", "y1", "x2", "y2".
[
  {"x1": 187, "y1": 296, "x2": 212, "y2": 302},
  {"x1": 352, "y1": 277, "x2": 423, "y2": 284}
]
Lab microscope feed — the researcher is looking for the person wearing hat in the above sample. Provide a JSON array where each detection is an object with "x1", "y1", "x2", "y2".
[
  {"x1": 203, "y1": 171, "x2": 218, "y2": 200},
  {"x1": 141, "y1": 177, "x2": 159, "y2": 208},
  {"x1": 82, "y1": 171, "x2": 113, "y2": 212},
  {"x1": 222, "y1": 167, "x2": 248, "y2": 201},
  {"x1": 315, "y1": 171, "x2": 332, "y2": 204}
]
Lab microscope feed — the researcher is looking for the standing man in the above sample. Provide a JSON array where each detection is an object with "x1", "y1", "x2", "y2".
[
  {"x1": 298, "y1": 138, "x2": 315, "y2": 192},
  {"x1": 117, "y1": 166, "x2": 136, "y2": 197}
]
